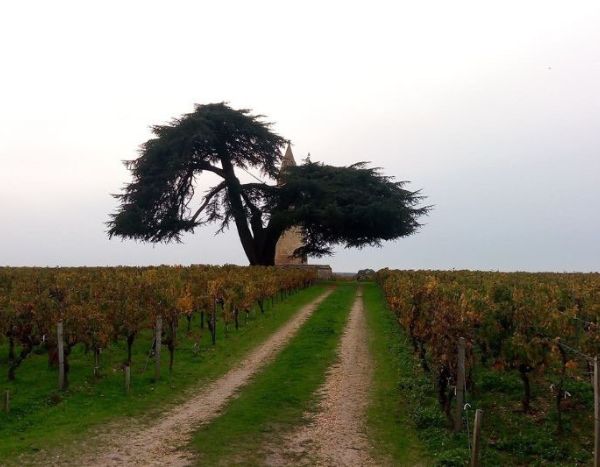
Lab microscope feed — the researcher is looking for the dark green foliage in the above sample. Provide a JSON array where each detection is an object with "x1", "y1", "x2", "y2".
[
  {"x1": 273, "y1": 161, "x2": 429, "y2": 256},
  {"x1": 108, "y1": 103, "x2": 429, "y2": 264}
]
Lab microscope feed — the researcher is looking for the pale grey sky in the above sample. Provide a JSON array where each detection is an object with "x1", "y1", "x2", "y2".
[{"x1": 1, "y1": 0, "x2": 599, "y2": 272}]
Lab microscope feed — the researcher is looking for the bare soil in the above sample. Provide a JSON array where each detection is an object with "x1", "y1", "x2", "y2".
[
  {"x1": 265, "y1": 288, "x2": 379, "y2": 466},
  {"x1": 23, "y1": 289, "x2": 333, "y2": 467}
]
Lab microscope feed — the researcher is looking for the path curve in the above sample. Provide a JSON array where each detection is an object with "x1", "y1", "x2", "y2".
[
  {"x1": 39, "y1": 288, "x2": 334, "y2": 467},
  {"x1": 266, "y1": 288, "x2": 377, "y2": 466}
]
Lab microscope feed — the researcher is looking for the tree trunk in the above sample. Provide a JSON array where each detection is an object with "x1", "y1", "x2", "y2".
[
  {"x1": 8, "y1": 337, "x2": 15, "y2": 369},
  {"x1": 168, "y1": 344, "x2": 175, "y2": 374},
  {"x1": 208, "y1": 302, "x2": 217, "y2": 345},
  {"x1": 63, "y1": 346, "x2": 73, "y2": 390},
  {"x1": 437, "y1": 365, "x2": 453, "y2": 423},
  {"x1": 220, "y1": 158, "x2": 260, "y2": 265},
  {"x1": 519, "y1": 364, "x2": 531, "y2": 413},
  {"x1": 8, "y1": 345, "x2": 33, "y2": 381},
  {"x1": 47, "y1": 344, "x2": 58, "y2": 368},
  {"x1": 418, "y1": 342, "x2": 430, "y2": 373},
  {"x1": 257, "y1": 222, "x2": 285, "y2": 266},
  {"x1": 409, "y1": 307, "x2": 419, "y2": 352},
  {"x1": 168, "y1": 320, "x2": 177, "y2": 374},
  {"x1": 556, "y1": 345, "x2": 568, "y2": 433},
  {"x1": 255, "y1": 250, "x2": 276, "y2": 266}
]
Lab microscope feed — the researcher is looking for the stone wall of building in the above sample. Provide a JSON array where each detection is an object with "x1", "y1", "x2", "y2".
[
  {"x1": 274, "y1": 226, "x2": 306, "y2": 265},
  {"x1": 276, "y1": 264, "x2": 333, "y2": 280}
]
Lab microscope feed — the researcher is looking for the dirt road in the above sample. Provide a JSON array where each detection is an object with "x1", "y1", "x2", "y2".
[
  {"x1": 34, "y1": 288, "x2": 333, "y2": 467},
  {"x1": 266, "y1": 288, "x2": 378, "y2": 466}
]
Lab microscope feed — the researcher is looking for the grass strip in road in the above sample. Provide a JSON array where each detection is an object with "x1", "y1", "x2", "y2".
[
  {"x1": 0, "y1": 284, "x2": 327, "y2": 463},
  {"x1": 362, "y1": 282, "x2": 427, "y2": 465},
  {"x1": 191, "y1": 282, "x2": 357, "y2": 466}
]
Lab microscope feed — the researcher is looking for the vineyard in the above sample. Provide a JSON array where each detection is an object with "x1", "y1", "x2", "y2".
[
  {"x1": 4, "y1": 267, "x2": 600, "y2": 465},
  {"x1": 377, "y1": 269, "x2": 600, "y2": 464},
  {"x1": 0, "y1": 266, "x2": 315, "y2": 393}
]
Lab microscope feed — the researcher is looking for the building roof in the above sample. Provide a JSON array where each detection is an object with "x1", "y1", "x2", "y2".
[{"x1": 281, "y1": 142, "x2": 296, "y2": 169}]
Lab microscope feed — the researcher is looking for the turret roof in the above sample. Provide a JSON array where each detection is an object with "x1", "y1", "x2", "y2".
[{"x1": 281, "y1": 142, "x2": 296, "y2": 169}]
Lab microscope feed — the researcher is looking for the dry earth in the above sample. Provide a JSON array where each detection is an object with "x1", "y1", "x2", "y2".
[
  {"x1": 265, "y1": 288, "x2": 379, "y2": 466},
  {"x1": 19, "y1": 288, "x2": 333, "y2": 467}
]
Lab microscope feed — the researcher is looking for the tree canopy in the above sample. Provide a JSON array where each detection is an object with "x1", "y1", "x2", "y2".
[{"x1": 108, "y1": 103, "x2": 430, "y2": 265}]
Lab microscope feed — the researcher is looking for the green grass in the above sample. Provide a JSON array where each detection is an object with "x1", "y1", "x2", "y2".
[
  {"x1": 0, "y1": 284, "x2": 326, "y2": 463},
  {"x1": 362, "y1": 282, "x2": 427, "y2": 465},
  {"x1": 190, "y1": 282, "x2": 357, "y2": 466}
]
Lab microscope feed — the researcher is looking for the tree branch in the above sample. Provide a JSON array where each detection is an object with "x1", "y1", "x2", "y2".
[
  {"x1": 239, "y1": 188, "x2": 262, "y2": 217},
  {"x1": 240, "y1": 182, "x2": 272, "y2": 191},
  {"x1": 196, "y1": 161, "x2": 225, "y2": 178},
  {"x1": 240, "y1": 188, "x2": 265, "y2": 238},
  {"x1": 190, "y1": 181, "x2": 227, "y2": 223}
]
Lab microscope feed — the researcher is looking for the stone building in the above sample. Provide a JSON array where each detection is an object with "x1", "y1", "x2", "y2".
[{"x1": 274, "y1": 143, "x2": 307, "y2": 266}]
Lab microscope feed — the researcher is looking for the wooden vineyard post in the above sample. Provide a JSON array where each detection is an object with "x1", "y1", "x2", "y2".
[
  {"x1": 94, "y1": 349, "x2": 100, "y2": 378},
  {"x1": 594, "y1": 356, "x2": 599, "y2": 467},
  {"x1": 57, "y1": 321, "x2": 65, "y2": 391},
  {"x1": 455, "y1": 337, "x2": 466, "y2": 432},
  {"x1": 155, "y1": 316, "x2": 162, "y2": 381},
  {"x1": 470, "y1": 409, "x2": 483, "y2": 467},
  {"x1": 3, "y1": 390, "x2": 9, "y2": 413},
  {"x1": 124, "y1": 365, "x2": 131, "y2": 395}
]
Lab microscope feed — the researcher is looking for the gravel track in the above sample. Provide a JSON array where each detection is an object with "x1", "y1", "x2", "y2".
[{"x1": 266, "y1": 288, "x2": 378, "y2": 466}]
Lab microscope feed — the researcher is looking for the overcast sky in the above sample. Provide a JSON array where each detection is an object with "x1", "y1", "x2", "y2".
[{"x1": 1, "y1": 0, "x2": 599, "y2": 272}]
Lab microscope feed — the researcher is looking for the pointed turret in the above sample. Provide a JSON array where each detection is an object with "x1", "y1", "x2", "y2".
[
  {"x1": 281, "y1": 141, "x2": 296, "y2": 169},
  {"x1": 277, "y1": 142, "x2": 296, "y2": 186}
]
